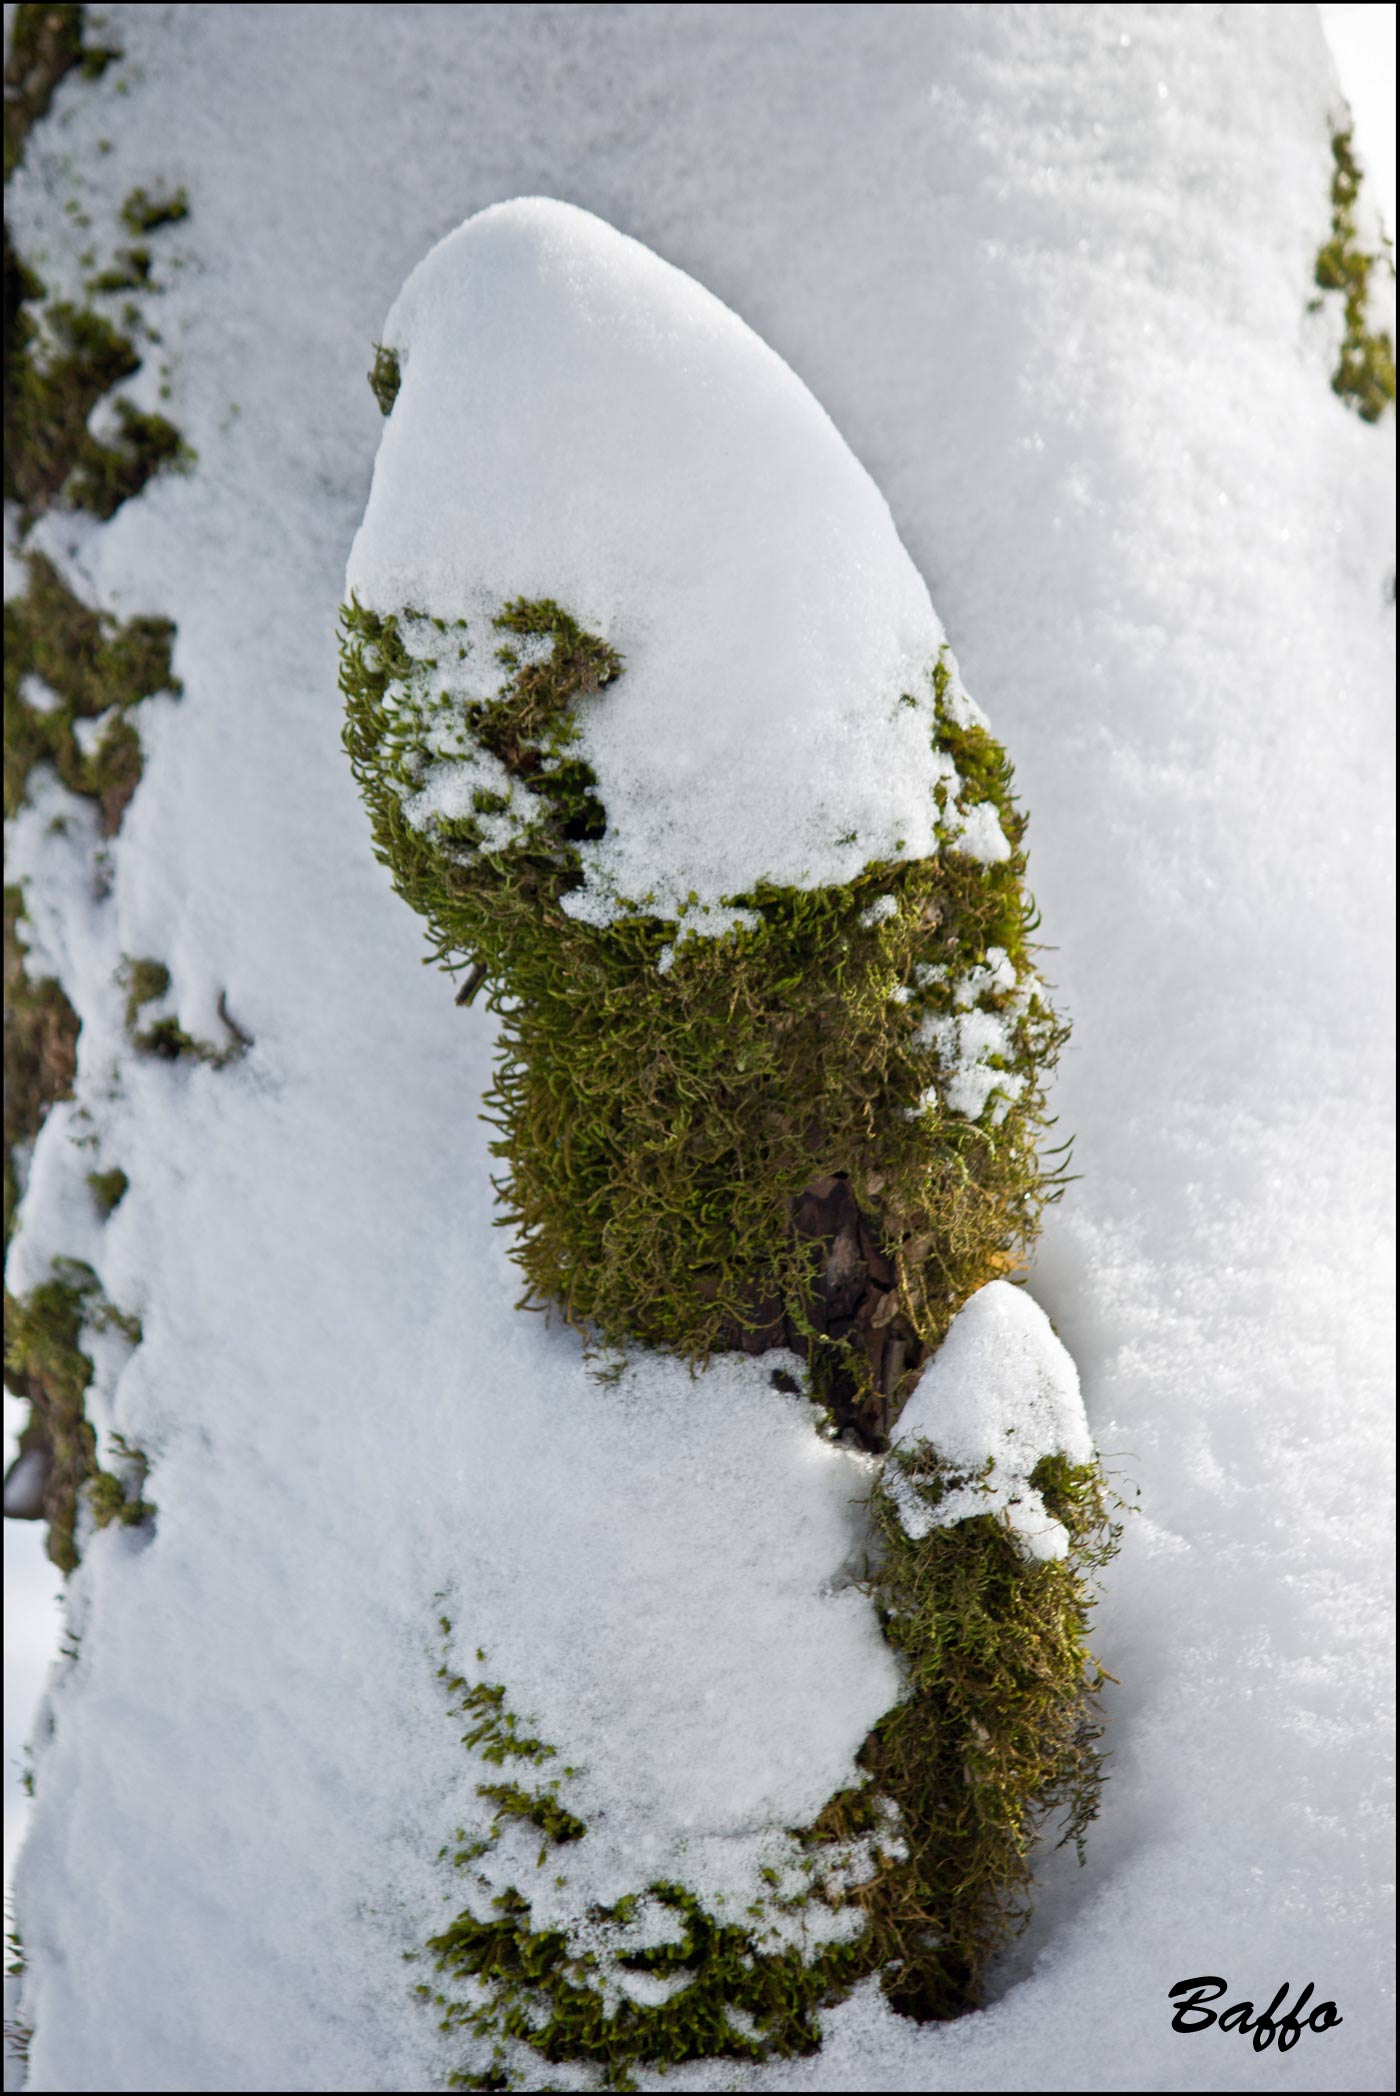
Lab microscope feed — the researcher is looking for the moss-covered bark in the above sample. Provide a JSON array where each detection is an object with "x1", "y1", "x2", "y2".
[{"x1": 345, "y1": 573, "x2": 1115, "y2": 2076}]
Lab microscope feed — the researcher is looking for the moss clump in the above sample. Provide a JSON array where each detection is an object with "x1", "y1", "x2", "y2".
[
  {"x1": 347, "y1": 570, "x2": 1112, "y2": 2066},
  {"x1": 119, "y1": 183, "x2": 188, "y2": 236},
  {"x1": 368, "y1": 342, "x2": 401, "y2": 415},
  {"x1": 343, "y1": 597, "x2": 1065, "y2": 1441},
  {"x1": 86, "y1": 245, "x2": 152, "y2": 294},
  {"x1": 422, "y1": 1449, "x2": 1116, "y2": 2088},
  {"x1": 119, "y1": 954, "x2": 250, "y2": 1066},
  {"x1": 5, "y1": 59, "x2": 192, "y2": 523},
  {"x1": 814, "y1": 1450, "x2": 1120, "y2": 2020},
  {"x1": 3, "y1": 1260, "x2": 149, "y2": 1572},
  {"x1": 4, "y1": 279, "x2": 190, "y2": 519},
  {"x1": 86, "y1": 1166, "x2": 128, "y2": 1217},
  {"x1": 4, "y1": 550, "x2": 179, "y2": 829},
  {"x1": 3, "y1": 885, "x2": 80, "y2": 1252},
  {"x1": 1314, "y1": 125, "x2": 1396, "y2": 424},
  {"x1": 425, "y1": 1661, "x2": 876, "y2": 2091},
  {"x1": 3, "y1": 4, "x2": 117, "y2": 182}
]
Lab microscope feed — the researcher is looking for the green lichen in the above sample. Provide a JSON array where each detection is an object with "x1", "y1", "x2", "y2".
[
  {"x1": 3, "y1": 1259, "x2": 150, "y2": 1573},
  {"x1": 4, "y1": 550, "x2": 179, "y2": 830},
  {"x1": 368, "y1": 341, "x2": 401, "y2": 415},
  {"x1": 1314, "y1": 124, "x2": 1396, "y2": 424}
]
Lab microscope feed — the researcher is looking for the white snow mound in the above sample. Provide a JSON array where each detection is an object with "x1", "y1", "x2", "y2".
[
  {"x1": 889, "y1": 1281, "x2": 1094, "y2": 1562},
  {"x1": 346, "y1": 196, "x2": 951, "y2": 926}
]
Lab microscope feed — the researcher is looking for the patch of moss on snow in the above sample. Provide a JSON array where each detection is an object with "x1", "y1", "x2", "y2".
[
  {"x1": 1313, "y1": 123, "x2": 1396, "y2": 424},
  {"x1": 2, "y1": 2, "x2": 117, "y2": 183},
  {"x1": 368, "y1": 340, "x2": 401, "y2": 415},
  {"x1": 119, "y1": 955, "x2": 250, "y2": 1066},
  {"x1": 343, "y1": 598, "x2": 1067, "y2": 1440},
  {"x1": 4, "y1": 11, "x2": 191, "y2": 522},
  {"x1": 4, "y1": 550, "x2": 179, "y2": 830},
  {"x1": 423, "y1": 1648, "x2": 876, "y2": 2091},
  {"x1": 3, "y1": 884, "x2": 78, "y2": 1252},
  {"x1": 348, "y1": 587, "x2": 1119, "y2": 2071},
  {"x1": 3, "y1": 1260, "x2": 151, "y2": 1574},
  {"x1": 423, "y1": 1456, "x2": 1116, "y2": 2092}
]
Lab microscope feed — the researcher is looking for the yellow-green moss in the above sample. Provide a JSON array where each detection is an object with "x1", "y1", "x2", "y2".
[
  {"x1": 119, "y1": 183, "x2": 188, "y2": 236},
  {"x1": 4, "y1": 550, "x2": 179, "y2": 830},
  {"x1": 1314, "y1": 124, "x2": 1396, "y2": 424},
  {"x1": 4, "y1": 14, "x2": 192, "y2": 523},
  {"x1": 424, "y1": 1459, "x2": 1116, "y2": 2091},
  {"x1": 3, "y1": 885, "x2": 79, "y2": 1253},
  {"x1": 3, "y1": 1260, "x2": 150, "y2": 1573},
  {"x1": 342, "y1": 598, "x2": 1067, "y2": 1438},
  {"x1": 3, "y1": 3, "x2": 117, "y2": 183},
  {"x1": 119, "y1": 954, "x2": 248, "y2": 1065},
  {"x1": 348, "y1": 585, "x2": 1116, "y2": 2065},
  {"x1": 824, "y1": 1449, "x2": 1119, "y2": 2020},
  {"x1": 368, "y1": 342, "x2": 401, "y2": 415},
  {"x1": 86, "y1": 1166, "x2": 128, "y2": 1218}
]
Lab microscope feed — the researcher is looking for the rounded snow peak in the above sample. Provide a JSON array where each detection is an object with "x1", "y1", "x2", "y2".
[
  {"x1": 347, "y1": 198, "x2": 950, "y2": 925},
  {"x1": 890, "y1": 1281, "x2": 1094, "y2": 1562}
]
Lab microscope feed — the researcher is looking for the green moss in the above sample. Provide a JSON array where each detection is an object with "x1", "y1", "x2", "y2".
[
  {"x1": 3, "y1": 1260, "x2": 150, "y2": 1572},
  {"x1": 121, "y1": 955, "x2": 171, "y2": 1028},
  {"x1": 4, "y1": 551, "x2": 179, "y2": 830},
  {"x1": 119, "y1": 183, "x2": 188, "y2": 236},
  {"x1": 817, "y1": 1449, "x2": 1120, "y2": 2021},
  {"x1": 3, "y1": 885, "x2": 80, "y2": 1253},
  {"x1": 351, "y1": 589, "x2": 1111, "y2": 2067},
  {"x1": 368, "y1": 341, "x2": 401, "y2": 415},
  {"x1": 119, "y1": 954, "x2": 249, "y2": 1066},
  {"x1": 422, "y1": 1441, "x2": 1116, "y2": 2085},
  {"x1": 86, "y1": 1165, "x2": 128, "y2": 1217},
  {"x1": 1314, "y1": 125, "x2": 1396, "y2": 424},
  {"x1": 5, "y1": 153, "x2": 192, "y2": 520},
  {"x1": 343, "y1": 598, "x2": 1066, "y2": 1441},
  {"x1": 426, "y1": 1661, "x2": 875, "y2": 2091},
  {"x1": 68, "y1": 396, "x2": 191, "y2": 517},
  {"x1": 3, "y1": 4, "x2": 118, "y2": 182},
  {"x1": 86, "y1": 244, "x2": 153, "y2": 294},
  {"x1": 473, "y1": 1782, "x2": 588, "y2": 1850}
]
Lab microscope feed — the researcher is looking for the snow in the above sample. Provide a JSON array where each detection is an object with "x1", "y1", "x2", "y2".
[
  {"x1": 347, "y1": 197, "x2": 954, "y2": 928},
  {"x1": 3, "y1": 5, "x2": 1394, "y2": 2094},
  {"x1": 887, "y1": 1282, "x2": 1094, "y2": 1562}
]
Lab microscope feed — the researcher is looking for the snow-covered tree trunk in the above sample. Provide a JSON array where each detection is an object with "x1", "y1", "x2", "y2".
[{"x1": 4, "y1": 5, "x2": 1392, "y2": 2091}]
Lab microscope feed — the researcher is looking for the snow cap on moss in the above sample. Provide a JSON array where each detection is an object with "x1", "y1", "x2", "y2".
[
  {"x1": 346, "y1": 197, "x2": 954, "y2": 926},
  {"x1": 889, "y1": 1281, "x2": 1094, "y2": 1562}
]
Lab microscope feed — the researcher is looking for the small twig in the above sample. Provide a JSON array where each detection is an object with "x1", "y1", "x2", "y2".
[
  {"x1": 455, "y1": 961, "x2": 488, "y2": 1007},
  {"x1": 216, "y1": 990, "x2": 254, "y2": 1052}
]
